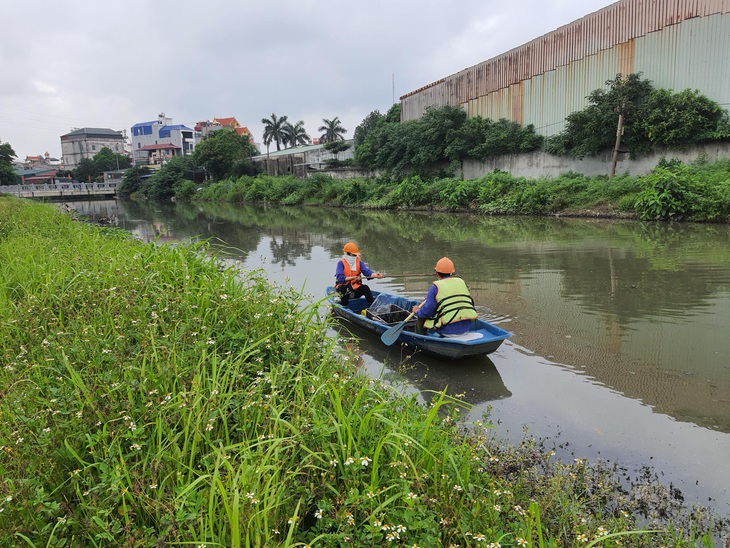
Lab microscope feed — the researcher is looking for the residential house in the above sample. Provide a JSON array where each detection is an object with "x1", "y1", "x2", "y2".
[
  {"x1": 24, "y1": 152, "x2": 63, "y2": 170},
  {"x1": 195, "y1": 116, "x2": 258, "y2": 149},
  {"x1": 13, "y1": 166, "x2": 68, "y2": 185},
  {"x1": 60, "y1": 128, "x2": 125, "y2": 169},
  {"x1": 131, "y1": 113, "x2": 195, "y2": 166}
]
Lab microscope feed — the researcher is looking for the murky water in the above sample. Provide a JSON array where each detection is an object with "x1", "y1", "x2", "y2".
[{"x1": 67, "y1": 199, "x2": 730, "y2": 516}]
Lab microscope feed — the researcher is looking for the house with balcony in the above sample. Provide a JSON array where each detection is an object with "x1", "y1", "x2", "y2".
[
  {"x1": 60, "y1": 128, "x2": 125, "y2": 169},
  {"x1": 131, "y1": 113, "x2": 195, "y2": 166}
]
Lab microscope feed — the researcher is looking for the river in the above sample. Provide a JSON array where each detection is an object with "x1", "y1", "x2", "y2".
[{"x1": 66, "y1": 198, "x2": 730, "y2": 517}]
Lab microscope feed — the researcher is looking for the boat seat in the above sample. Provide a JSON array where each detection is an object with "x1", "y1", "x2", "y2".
[{"x1": 440, "y1": 331, "x2": 484, "y2": 341}]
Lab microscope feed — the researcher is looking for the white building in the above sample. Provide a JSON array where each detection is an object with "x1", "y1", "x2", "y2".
[
  {"x1": 130, "y1": 113, "x2": 195, "y2": 166},
  {"x1": 60, "y1": 128, "x2": 125, "y2": 169}
]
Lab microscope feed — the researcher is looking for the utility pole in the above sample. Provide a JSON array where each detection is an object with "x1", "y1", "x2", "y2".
[{"x1": 610, "y1": 104, "x2": 625, "y2": 178}]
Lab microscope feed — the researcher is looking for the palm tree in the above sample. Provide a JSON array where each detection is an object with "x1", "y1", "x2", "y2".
[
  {"x1": 261, "y1": 113, "x2": 289, "y2": 153},
  {"x1": 318, "y1": 117, "x2": 347, "y2": 143},
  {"x1": 282, "y1": 121, "x2": 310, "y2": 148}
]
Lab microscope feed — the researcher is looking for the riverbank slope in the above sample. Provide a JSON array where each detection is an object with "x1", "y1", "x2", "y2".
[{"x1": 190, "y1": 158, "x2": 730, "y2": 224}]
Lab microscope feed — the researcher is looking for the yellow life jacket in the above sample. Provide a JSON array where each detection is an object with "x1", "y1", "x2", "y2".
[
  {"x1": 336, "y1": 257, "x2": 362, "y2": 290},
  {"x1": 424, "y1": 276, "x2": 478, "y2": 329}
]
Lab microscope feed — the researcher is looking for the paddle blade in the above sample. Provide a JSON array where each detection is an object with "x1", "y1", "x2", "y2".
[{"x1": 381, "y1": 321, "x2": 407, "y2": 346}]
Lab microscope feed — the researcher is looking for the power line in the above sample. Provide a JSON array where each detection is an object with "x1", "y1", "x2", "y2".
[{"x1": 0, "y1": 104, "x2": 128, "y2": 128}]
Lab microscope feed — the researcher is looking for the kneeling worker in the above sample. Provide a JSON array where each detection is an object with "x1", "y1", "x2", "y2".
[{"x1": 412, "y1": 257, "x2": 478, "y2": 335}]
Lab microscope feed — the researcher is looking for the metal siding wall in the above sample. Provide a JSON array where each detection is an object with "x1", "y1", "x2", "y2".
[
  {"x1": 521, "y1": 49, "x2": 620, "y2": 138},
  {"x1": 634, "y1": 14, "x2": 730, "y2": 107},
  {"x1": 401, "y1": 0, "x2": 730, "y2": 124}
]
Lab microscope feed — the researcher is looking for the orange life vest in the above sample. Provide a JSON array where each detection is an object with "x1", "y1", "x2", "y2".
[{"x1": 336, "y1": 257, "x2": 362, "y2": 290}]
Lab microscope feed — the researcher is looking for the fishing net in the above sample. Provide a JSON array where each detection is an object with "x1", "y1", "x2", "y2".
[{"x1": 365, "y1": 294, "x2": 413, "y2": 325}]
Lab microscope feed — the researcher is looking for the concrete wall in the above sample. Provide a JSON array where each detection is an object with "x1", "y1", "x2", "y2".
[
  {"x1": 253, "y1": 141, "x2": 729, "y2": 180},
  {"x1": 307, "y1": 167, "x2": 371, "y2": 180},
  {"x1": 461, "y1": 142, "x2": 730, "y2": 180},
  {"x1": 255, "y1": 154, "x2": 307, "y2": 178}
]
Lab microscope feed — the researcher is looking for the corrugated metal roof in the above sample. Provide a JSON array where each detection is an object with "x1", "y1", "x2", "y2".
[
  {"x1": 401, "y1": 0, "x2": 730, "y2": 137},
  {"x1": 252, "y1": 139, "x2": 355, "y2": 159}
]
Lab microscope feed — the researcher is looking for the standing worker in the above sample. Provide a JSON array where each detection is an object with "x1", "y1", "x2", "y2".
[
  {"x1": 334, "y1": 242, "x2": 383, "y2": 306},
  {"x1": 411, "y1": 257, "x2": 478, "y2": 335}
]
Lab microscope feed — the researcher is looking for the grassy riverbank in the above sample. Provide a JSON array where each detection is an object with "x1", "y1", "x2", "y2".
[
  {"x1": 0, "y1": 197, "x2": 726, "y2": 546},
  {"x1": 190, "y1": 158, "x2": 730, "y2": 223}
]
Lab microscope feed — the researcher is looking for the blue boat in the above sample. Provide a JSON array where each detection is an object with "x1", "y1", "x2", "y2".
[{"x1": 326, "y1": 287, "x2": 511, "y2": 360}]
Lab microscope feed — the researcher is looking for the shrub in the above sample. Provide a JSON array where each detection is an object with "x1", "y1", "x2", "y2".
[
  {"x1": 436, "y1": 179, "x2": 482, "y2": 210},
  {"x1": 634, "y1": 166, "x2": 693, "y2": 220},
  {"x1": 173, "y1": 179, "x2": 198, "y2": 201}
]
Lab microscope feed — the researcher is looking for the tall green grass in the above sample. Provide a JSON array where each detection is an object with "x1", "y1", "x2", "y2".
[{"x1": 0, "y1": 198, "x2": 723, "y2": 546}]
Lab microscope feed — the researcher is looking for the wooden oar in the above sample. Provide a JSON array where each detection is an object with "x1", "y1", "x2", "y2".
[
  {"x1": 380, "y1": 300, "x2": 425, "y2": 346},
  {"x1": 364, "y1": 273, "x2": 433, "y2": 280}
]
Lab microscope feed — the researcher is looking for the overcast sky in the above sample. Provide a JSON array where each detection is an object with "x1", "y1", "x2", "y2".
[{"x1": 1, "y1": 0, "x2": 615, "y2": 159}]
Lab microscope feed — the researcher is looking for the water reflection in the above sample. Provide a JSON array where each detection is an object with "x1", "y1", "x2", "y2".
[
  {"x1": 67, "y1": 200, "x2": 730, "y2": 435},
  {"x1": 331, "y1": 322, "x2": 511, "y2": 406},
  {"x1": 64, "y1": 199, "x2": 730, "y2": 513}
]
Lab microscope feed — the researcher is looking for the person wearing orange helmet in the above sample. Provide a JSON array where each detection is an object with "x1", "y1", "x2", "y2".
[
  {"x1": 334, "y1": 241, "x2": 383, "y2": 305},
  {"x1": 411, "y1": 257, "x2": 478, "y2": 335}
]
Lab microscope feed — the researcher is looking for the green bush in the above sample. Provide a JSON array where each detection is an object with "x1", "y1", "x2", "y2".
[
  {"x1": 634, "y1": 166, "x2": 692, "y2": 220},
  {"x1": 173, "y1": 179, "x2": 198, "y2": 201},
  {"x1": 547, "y1": 74, "x2": 730, "y2": 159},
  {"x1": 436, "y1": 179, "x2": 482, "y2": 210},
  {"x1": 383, "y1": 175, "x2": 432, "y2": 207},
  {"x1": 187, "y1": 160, "x2": 730, "y2": 222}
]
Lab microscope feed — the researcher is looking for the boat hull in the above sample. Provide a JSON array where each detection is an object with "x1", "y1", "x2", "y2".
[{"x1": 326, "y1": 287, "x2": 511, "y2": 360}]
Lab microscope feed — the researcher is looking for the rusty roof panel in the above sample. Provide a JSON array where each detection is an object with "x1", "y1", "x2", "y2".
[
  {"x1": 402, "y1": 0, "x2": 730, "y2": 124},
  {"x1": 401, "y1": 0, "x2": 730, "y2": 123}
]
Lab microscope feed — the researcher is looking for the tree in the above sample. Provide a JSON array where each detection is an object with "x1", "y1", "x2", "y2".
[
  {"x1": 282, "y1": 121, "x2": 310, "y2": 148},
  {"x1": 322, "y1": 140, "x2": 352, "y2": 167},
  {"x1": 352, "y1": 103, "x2": 541, "y2": 174},
  {"x1": 141, "y1": 155, "x2": 195, "y2": 200},
  {"x1": 318, "y1": 117, "x2": 347, "y2": 143},
  {"x1": 74, "y1": 158, "x2": 98, "y2": 183},
  {"x1": 353, "y1": 110, "x2": 383, "y2": 148},
  {"x1": 546, "y1": 73, "x2": 653, "y2": 158},
  {"x1": 546, "y1": 73, "x2": 730, "y2": 160},
  {"x1": 637, "y1": 88, "x2": 730, "y2": 147},
  {"x1": 261, "y1": 113, "x2": 289, "y2": 152},
  {"x1": 193, "y1": 128, "x2": 256, "y2": 181},
  {"x1": 0, "y1": 141, "x2": 18, "y2": 185},
  {"x1": 118, "y1": 166, "x2": 150, "y2": 197},
  {"x1": 92, "y1": 146, "x2": 131, "y2": 173},
  {"x1": 72, "y1": 147, "x2": 131, "y2": 183}
]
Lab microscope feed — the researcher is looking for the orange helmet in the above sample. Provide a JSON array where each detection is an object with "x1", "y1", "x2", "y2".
[
  {"x1": 434, "y1": 257, "x2": 455, "y2": 274},
  {"x1": 343, "y1": 242, "x2": 359, "y2": 254}
]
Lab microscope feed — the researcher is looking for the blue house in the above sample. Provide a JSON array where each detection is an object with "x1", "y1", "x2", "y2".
[{"x1": 131, "y1": 113, "x2": 195, "y2": 166}]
